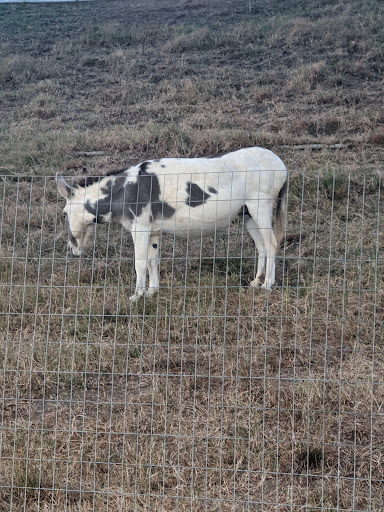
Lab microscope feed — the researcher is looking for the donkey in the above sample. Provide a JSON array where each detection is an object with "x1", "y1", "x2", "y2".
[{"x1": 56, "y1": 147, "x2": 287, "y2": 302}]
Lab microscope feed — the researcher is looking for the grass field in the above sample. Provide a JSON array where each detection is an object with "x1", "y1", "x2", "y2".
[{"x1": 0, "y1": 0, "x2": 383, "y2": 510}]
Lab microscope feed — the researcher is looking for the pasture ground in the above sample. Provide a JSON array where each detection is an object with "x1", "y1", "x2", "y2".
[{"x1": 0, "y1": 0, "x2": 383, "y2": 510}]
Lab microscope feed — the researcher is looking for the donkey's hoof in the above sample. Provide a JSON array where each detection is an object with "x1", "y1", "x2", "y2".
[
  {"x1": 250, "y1": 279, "x2": 262, "y2": 289},
  {"x1": 261, "y1": 283, "x2": 273, "y2": 294},
  {"x1": 129, "y1": 288, "x2": 158, "y2": 303},
  {"x1": 146, "y1": 287, "x2": 159, "y2": 298},
  {"x1": 129, "y1": 291, "x2": 144, "y2": 303}
]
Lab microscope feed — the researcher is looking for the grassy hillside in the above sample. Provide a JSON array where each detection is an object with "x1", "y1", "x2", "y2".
[
  {"x1": 0, "y1": 0, "x2": 384, "y2": 174},
  {"x1": 0, "y1": 1, "x2": 383, "y2": 511}
]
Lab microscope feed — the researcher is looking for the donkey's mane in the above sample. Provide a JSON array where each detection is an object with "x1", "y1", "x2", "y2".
[{"x1": 73, "y1": 168, "x2": 127, "y2": 188}]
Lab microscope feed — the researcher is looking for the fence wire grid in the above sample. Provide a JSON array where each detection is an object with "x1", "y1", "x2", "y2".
[{"x1": 0, "y1": 170, "x2": 383, "y2": 512}]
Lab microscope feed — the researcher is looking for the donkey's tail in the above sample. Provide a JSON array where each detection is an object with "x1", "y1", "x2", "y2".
[{"x1": 274, "y1": 180, "x2": 287, "y2": 247}]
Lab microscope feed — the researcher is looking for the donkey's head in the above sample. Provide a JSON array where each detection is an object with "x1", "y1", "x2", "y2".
[{"x1": 56, "y1": 173, "x2": 96, "y2": 256}]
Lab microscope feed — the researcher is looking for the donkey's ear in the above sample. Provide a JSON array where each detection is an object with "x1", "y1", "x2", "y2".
[
  {"x1": 56, "y1": 173, "x2": 72, "y2": 199},
  {"x1": 82, "y1": 167, "x2": 88, "y2": 176}
]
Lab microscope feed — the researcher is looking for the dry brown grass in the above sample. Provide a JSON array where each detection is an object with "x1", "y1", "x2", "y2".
[
  {"x1": 1, "y1": 0, "x2": 384, "y2": 510},
  {"x1": 1, "y1": 170, "x2": 383, "y2": 511}
]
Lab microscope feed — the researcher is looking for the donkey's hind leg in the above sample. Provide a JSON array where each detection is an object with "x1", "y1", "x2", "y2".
[
  {"x1": 245, "y1": 199, "x2": 277, "y2": 290},
  {"x1": 245, "y1": 216, "x2": 265, "y2": 289}
]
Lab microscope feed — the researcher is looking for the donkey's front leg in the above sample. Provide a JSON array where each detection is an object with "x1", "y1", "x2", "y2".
[
  {"x1": 130, "y1": 224, "x2": 150, "y2": 303},
  {"x1": 147, "y1": 232, "x2": 160, "y2": 297}
]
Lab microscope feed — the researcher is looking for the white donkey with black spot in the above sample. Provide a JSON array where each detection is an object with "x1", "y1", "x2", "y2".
[{"x1": 56, "y1": 147, "x2": 287, "y2": 302}]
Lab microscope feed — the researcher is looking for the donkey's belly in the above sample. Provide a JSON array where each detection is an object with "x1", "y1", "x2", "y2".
[
  {"x1": 154, "y1": 200, "x2": 243, "y2": 237},
  {"x1": 164, "y1": 223, "x2": 228, "y2": 238}
]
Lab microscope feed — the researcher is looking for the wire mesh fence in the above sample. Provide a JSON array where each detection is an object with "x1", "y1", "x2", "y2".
[{"x1": 0, "y1": 170, "x2": 383, "y2": 511}]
